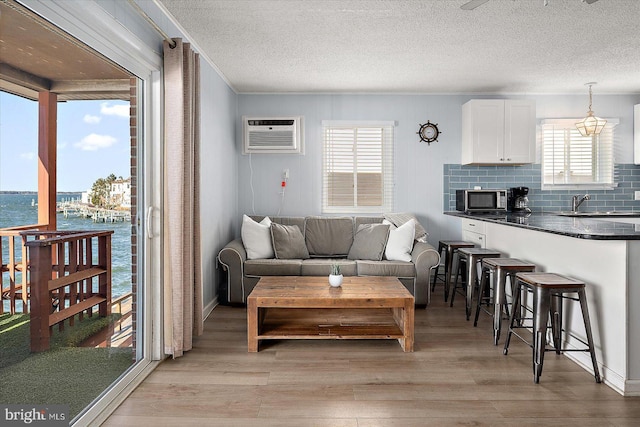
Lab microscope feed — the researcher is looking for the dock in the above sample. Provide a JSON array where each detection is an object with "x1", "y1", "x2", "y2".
[{"x1": 57, "y1": 201, "x2": 131, "y2": 223}]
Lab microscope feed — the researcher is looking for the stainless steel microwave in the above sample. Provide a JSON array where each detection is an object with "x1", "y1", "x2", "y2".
[{"x1": 456, "y1": 189, "x2": 507, "y2": 213}]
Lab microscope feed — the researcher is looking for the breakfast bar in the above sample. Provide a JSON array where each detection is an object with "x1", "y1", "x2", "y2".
[{"x1": 445, "y1": 211, "x2": 640, "y2": 396}]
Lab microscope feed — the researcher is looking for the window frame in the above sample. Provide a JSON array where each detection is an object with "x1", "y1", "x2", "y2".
[
  {"x1": 321, "y1": 120, "x2": 394, "y2": 214},
  {"x1": 541, "y1": 118, "x2": 618, "y2": 190}
]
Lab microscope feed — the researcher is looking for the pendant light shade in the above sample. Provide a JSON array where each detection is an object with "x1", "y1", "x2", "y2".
[{"x1": 576, "y1": 83, "x2": 606, "y2": 137}]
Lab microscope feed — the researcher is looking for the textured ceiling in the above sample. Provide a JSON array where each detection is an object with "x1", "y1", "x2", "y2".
[{"x1": 157, "y1": 0, "x2": 640, "y2": 94}]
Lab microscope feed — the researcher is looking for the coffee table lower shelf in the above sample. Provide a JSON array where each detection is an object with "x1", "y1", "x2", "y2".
[{"x1": 250, "y1": 307, "x2": 412, "y2": 351}]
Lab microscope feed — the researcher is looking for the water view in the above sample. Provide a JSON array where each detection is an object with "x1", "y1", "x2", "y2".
[{"x1": 0, "y1": 192, "x2": 132, "y2": 312}]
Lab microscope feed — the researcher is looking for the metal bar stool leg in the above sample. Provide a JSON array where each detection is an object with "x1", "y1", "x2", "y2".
[
  {"x1": 464, "y1": 254, "x2": 477, "y2": 320},
  {"x1": 493, "y1": 270, "x2": 507, "y2": 345},
  {"x1": 533, "y1": 286, "x2": 551, "y2": 383},
  {"x1": 550, "y1": 292, "x2": 563, "y2": 354},
  {"x1": 503, "y1": 279, "x2": 522, "y2": 356},
  {"x1": 449, "y1": 253, "x2": 465, "y2": 308},
  {"x1": 431, "y1": 242, "x2": 444, "y2": 293},
  {"x1": 473, "y1": 265, "x2": 490, "y2": 327},
  {"x1": 444, "y1": 246, "x2": 456, "y2": 302},
  {"x1": 578, "y1": 288, "x2": 602, "y2": 383}
]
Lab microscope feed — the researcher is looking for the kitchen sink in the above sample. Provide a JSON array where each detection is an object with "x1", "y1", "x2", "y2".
[{"x1": 555, "y1": 211, "x2": 640, "y2": 217}]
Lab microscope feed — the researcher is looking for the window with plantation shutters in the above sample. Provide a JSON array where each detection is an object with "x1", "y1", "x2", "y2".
[
  {"x1": 541, "y1": 118, "x2": 617, "y2": 189},
  {"x1": 322, "y1": 121, "x2": 394, "y2": 213}
]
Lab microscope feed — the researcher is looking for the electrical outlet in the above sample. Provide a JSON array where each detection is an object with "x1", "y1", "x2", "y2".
[{"x1": 635, "y1": 191, "x2": 640, "y2": 201}]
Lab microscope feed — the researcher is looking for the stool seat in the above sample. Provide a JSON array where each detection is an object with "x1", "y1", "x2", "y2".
[
  {"x1": 483, "y1": 258, "x2": 536, "y2": 269},
  {"x1": 475, "y1": 258, "x2": 536, "y2": 345},
  {"x1": 432, "y1": 241, "x2": 476, "y2": 302},
  {"x1": 504, "y1": 272, "x2": 601, "y2": 384},
  {"x1": 516, "y1": 272, "x2": 585, "y2": 289},
  {"x1": 451, "y1": 248, "x2": 501, "y2": 320}
]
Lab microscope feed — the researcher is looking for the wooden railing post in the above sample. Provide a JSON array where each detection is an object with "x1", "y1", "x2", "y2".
[
  {"x1": 98, "y1": 234, "x2": 112, "y2": 318},
  {"x1": 29, "y1": 243, "x2": 53, "y2": 352}
]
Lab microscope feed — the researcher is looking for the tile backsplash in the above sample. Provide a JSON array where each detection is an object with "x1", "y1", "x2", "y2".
[{"x1": 443, "y1": 163, "x2": 640, "y2": 212}]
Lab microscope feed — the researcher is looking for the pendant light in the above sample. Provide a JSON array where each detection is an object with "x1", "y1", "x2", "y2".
[{"x1": 576, "y1": 82, "x2": 607, "y2": 136}]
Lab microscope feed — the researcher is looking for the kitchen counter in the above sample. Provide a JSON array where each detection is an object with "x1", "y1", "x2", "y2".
[
  {"x1": 444, "y1": 211, "x2": 640, "y2": 240},
  {"x1": 445, "y1": 210, "x2": 640, "y2": 396}
]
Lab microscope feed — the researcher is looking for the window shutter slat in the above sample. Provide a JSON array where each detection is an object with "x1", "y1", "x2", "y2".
[
  {"x1": 541, "y1": 119, "x2": 616, "y2": 188},
  {"x1": 323, "y1": 122, "x2": 394, "y2": 213}
]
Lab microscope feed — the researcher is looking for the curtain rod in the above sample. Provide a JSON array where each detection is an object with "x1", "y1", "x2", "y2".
[{"x1": 127, "y1": 0, "x2": 177, "y2": 48}]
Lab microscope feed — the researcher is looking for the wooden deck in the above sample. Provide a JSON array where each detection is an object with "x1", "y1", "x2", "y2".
[{"x1": 80, "y1": 293, "x2": 133, "y2": 348}]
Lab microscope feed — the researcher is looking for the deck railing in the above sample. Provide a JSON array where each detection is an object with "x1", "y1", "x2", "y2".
[
  {"x1": 23, "y1": 230, "x2": 114, "y2": 352},
  {"x1": 0, "y1": 224, "x2": 46, "y2": 314}
]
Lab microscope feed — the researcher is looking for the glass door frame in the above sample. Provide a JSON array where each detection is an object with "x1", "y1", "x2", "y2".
[{"x1": 18, "y1": 0, "x2": 165, "y2": 424}]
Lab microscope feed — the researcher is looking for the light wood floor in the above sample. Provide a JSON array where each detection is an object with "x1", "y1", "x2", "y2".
[{"x1": 104, "y1": 286, "x2": 640, "y2": 426}]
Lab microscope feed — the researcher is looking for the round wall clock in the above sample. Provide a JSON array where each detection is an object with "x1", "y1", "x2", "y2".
[{"x1": 417, "y1": 121, "x2": 441, "y2": 145}]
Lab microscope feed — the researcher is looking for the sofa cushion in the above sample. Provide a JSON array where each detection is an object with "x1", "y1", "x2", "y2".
[
  {"x1": 383, "y1": 218, "x2": 415, "y2": 262},
  {"x1": 270, "y1": 223, "x2": 310, "y2": 259},
  {"x1": 241, "y1": 214, "x2": 274, "y2": 260},
  {"x1": 300, "y1": 259, "x2": 357, "y2": 276},
  {"x1": 356, "y1": 260, "x2": 415, "y2": 278},
  {"x1": 348, "y1": 223, "x2": 390, "y2": 261},
  {"x1": 244, "y1": 259, "x2": 302, "y2": 276},
  {"x1": 354, "y1": 216, "x2": 384, "y2": 230},
  {"x1": 305, "y1": 216, "x2": 354, "y2": 257}
]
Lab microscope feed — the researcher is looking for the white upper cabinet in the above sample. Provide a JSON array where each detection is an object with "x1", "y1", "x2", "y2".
[{"x1": 462, "y1": 99, "x2": 536, "y2": 165}]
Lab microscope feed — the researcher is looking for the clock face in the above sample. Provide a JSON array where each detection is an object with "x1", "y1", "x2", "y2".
[{"x1": 418, "y1": 121, "x2": 440, "y2": 144}]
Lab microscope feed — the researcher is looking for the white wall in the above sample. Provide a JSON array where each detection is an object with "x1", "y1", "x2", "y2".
[
  {"x1": 199, "y1": 63, "x2": 238, "y2": 306},
  {"x1": 238, "y1": 93, "x2": 640, "y2": 247}
]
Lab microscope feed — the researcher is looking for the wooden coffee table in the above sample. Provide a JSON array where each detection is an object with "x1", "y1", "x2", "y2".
[{"x1": 247, "y1": 276, "x2": 414, "y2": 352}]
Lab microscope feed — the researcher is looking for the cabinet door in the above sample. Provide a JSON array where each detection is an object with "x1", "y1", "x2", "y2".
[
  {"x1": 462, "y1": 219, "x2": 486, "y2": 248},
  {"x1": 504, "y1": 100, "x2": 536, "y2": 164},
  {"x1": 462, "y1": 100, "x2": 505, "y2": 164}
]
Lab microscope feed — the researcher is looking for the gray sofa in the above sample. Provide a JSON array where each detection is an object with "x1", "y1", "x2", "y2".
[{"x1": 217, "y1": 215, "x2": 440, "y2": 306}]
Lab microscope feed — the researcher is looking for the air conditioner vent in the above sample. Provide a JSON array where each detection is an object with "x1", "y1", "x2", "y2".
[{"x1": 243, "y1": 116, "x2": 304, "y2": 154}]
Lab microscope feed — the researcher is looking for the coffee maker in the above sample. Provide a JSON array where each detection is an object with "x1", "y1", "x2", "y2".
[{"x1": 508, "y1": 186, "x2": 531, "y2": 213}]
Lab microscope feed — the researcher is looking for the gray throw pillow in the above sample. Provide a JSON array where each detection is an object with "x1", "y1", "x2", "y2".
[
  {"x1": 270, "y1": 223, "x2": 310, "y2": 259},
  {"x1": 348, "y1": 223, "x2": 390, "y2": 261}
]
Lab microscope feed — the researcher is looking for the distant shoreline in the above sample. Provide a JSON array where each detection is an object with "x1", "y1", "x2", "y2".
[{"x1": 0, "y1": 191, "x2": 82, "y2": 195}]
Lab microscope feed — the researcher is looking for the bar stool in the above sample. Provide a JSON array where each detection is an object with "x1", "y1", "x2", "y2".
[
  {"x1": 474, "y1": 258, "x2": 536, "y2": 345},
  {"x1": 450, "y1": 247, "x2": 501, "y2": 320},
  {"x1": 503, "y1": 272, "x2": 601, "y2": 384},
  {"x1": 431, "y1": 241, "x2": 476, "y2": 302}
]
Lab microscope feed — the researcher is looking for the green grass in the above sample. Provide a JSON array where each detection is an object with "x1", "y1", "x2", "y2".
[{"x1": 0, "y1": 312, "x2": 133, "y2": 419}]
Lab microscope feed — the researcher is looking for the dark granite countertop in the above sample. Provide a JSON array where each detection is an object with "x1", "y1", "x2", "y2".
[{"x1": 444, "y1": 211, "x2": 640, "y2": 240}]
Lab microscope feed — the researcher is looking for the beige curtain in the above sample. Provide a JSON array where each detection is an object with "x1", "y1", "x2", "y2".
[{"x1": 163, "y1": 38, "x2": 203, "y2": 357}]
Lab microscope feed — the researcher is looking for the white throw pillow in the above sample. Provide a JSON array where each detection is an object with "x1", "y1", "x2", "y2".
[
  {"x1": 384, "y1": 218, "x2": 415, "y2": 262},
  {"x1": 241, "y1": 215, "x2": 274, "y2": 259}
]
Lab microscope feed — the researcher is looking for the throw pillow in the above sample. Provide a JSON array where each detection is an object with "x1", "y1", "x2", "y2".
[
  {"x1": 383, "y1": 212, "x2": 428, "y2": 243},
  {"x1": 241, "y1": 215, "x2": 274, "y2": 259},
  {"x1": 270, "y1": 223, "x2": 310, "y2": 259},
  {"x1": 348, "y1": 223, "x2": 390, "y2": 261},
  {"x1": 384, "y1": 218, "x2": 415, "y2": 262}
]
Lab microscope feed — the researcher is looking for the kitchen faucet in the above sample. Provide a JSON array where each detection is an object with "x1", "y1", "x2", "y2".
[{"x1": 571, "y1": 194, "x2": 591, "y2": 212}]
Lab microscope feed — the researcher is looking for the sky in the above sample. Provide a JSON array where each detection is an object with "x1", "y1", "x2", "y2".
[{"x1": 0, "y1": 92, "x2": 130, "y2": 192}]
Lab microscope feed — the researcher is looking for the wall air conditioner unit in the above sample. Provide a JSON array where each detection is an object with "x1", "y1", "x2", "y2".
[{"x1": 243, "y1": 116, "x2": 304, "y2": 154}]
